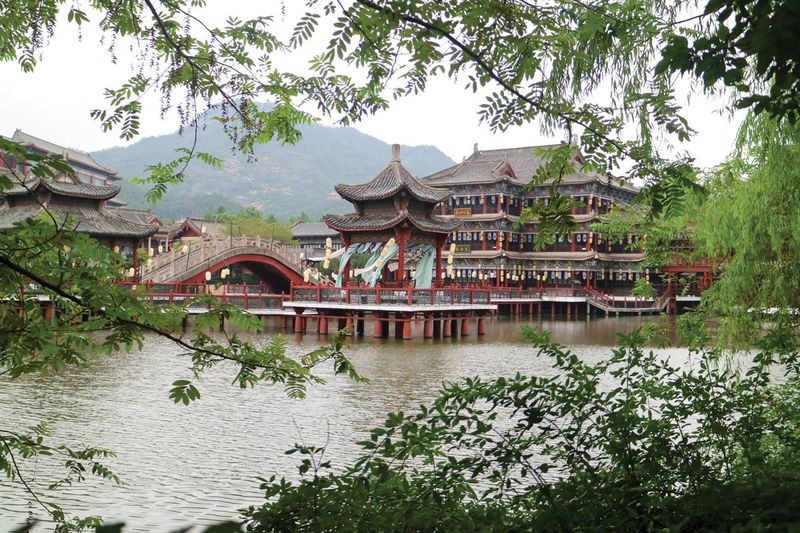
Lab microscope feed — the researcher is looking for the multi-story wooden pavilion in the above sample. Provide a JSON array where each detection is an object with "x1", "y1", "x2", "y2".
[
  {"x1": 324, "y1": 144, "x2": 458, "y2": 285},
  {"x1": 422, "y1": 144, "x2": 645, "y2": 292}
]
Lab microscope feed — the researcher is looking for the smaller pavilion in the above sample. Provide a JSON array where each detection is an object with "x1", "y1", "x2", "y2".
[
  {"x1": 324, "y1": 145, "x2": 458, "y2": 286},
  {"x1": 0, "y1": 169, "x2": 158, "y2": 272}
]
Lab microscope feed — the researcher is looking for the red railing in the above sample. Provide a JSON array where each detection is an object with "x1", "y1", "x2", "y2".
[
  {"x1": 289, "y1": 284, "x2": 494, "y2": 306},
  {"x1": 114, "y1": 281, "x2": 671, "y2": 312},
  {"x1": 585, "y1": 286, "x2": 671, "y2": 310},
  {"x1": 117, "y1": 281, "x2": 288, "y2": 310}
]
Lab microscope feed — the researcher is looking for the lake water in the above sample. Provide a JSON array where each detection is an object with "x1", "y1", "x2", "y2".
[{"x1": 0, "y1": 315, "x2": 684, "y2": 531}]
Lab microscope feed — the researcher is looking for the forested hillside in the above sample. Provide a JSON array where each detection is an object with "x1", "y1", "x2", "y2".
[{"x1": 92, "y1": 118, "x2": 454, "y2": 220}]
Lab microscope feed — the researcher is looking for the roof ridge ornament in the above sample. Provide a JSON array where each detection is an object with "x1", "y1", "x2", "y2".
[{"x1": 391, "y1": 143, "x2": 400, "y2": 162}]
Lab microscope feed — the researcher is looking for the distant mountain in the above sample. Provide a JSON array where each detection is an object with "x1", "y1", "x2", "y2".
[{"x1": 92, "y1": 118, "x2": 455, "y2": 221}]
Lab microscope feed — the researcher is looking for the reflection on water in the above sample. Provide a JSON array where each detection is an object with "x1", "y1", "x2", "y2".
[{"x1": 0, "y1": 315, "x2": 680, "y2": 531}]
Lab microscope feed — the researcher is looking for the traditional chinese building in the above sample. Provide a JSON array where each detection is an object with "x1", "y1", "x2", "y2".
[
  {"x1": 0, "y1": 169, "x2": 157, "y2": 269},
  {"x1": 422, "y1": 144, "x2": 646, "y2": 292},
  {"x1": 324, "y1": 144, "x2": 458, "y2": 286},
  {"x1": 291, "y1": 221, "x2": 341, "y2": 254}
]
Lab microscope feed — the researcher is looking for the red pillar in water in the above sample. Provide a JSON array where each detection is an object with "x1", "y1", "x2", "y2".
[
  {"x1": 402, "y1": 316, "x2": 413, "y2": 339},
  {"x1": 423, "y1": 316, "x2": 433, "y2": 339},
  {"x1": 477, "y1": 316, "x2": 486, "y2": 336}
]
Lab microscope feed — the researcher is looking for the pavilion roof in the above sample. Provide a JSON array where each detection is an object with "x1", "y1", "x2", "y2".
[
  {"x1": 5, "y1": 176, "x2": 121, "y2": 201},
  {"x1": 11, "y1": 130, "x2": 121, "y2": 179},
  {"x1": 335, "y1": 145, "x2": 451, "y2": 204},
  {"x1": 324, "y1": 210, "x2": 458, "y2": 234},
  {"x1": 0, "y1": 203, "x2": 159, "y2": 239},
  {"x1": 423, "y1": 144, "x2": 639, "y2": 193}
]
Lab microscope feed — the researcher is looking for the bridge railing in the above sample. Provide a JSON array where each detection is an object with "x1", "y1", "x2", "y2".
[
  {"x1": 585, "y1": 286, "x2": 670, "y2": 310},
  {"x1": 142, "y1": 236, "x2": 303, "y2": 281}
]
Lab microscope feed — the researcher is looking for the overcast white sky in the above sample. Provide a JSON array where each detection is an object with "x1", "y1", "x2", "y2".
[{"x1": 0, "y1": 3, "x2": 741, "y2": 167}]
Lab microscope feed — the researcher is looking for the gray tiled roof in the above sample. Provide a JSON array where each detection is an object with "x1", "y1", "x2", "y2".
[
  {"x1": 111, "y1": 207, "x2": 160, "y2": 225},
  {"x1": 11, "y1": 130, "x2": 120, "y2": 179},
  {"x1": 324, "y1": 211, "x2": 458, "y2": 234},
  {"x1": 336, "y1": 160, "x2": 451, "y2": 204},
  {"x1": 185, "y1": 217, "x2": 225, "y2": 237},
  {"x1": 0, "y1": 203, "x2": 159, "y2": 238},
  {"x1": 423, "y1": 145, "x2": 638, "y2": 193},
  {"x1": 291, "y1": 221, "x2": 338, "y2": 238},
  {"x1": 5, "y1": 177, "x2": 121, "y2": 200}
]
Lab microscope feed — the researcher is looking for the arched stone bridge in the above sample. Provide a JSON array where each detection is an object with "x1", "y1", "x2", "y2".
[{"x1": 141, "y1": 236, "x2": 316, "y2": 293}]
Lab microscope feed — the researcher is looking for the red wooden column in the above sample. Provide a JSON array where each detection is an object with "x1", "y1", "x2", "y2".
[
  {"x1": 435, "y1": 235, "x2": 445, "y2": 285},
  {"x1": 423, "y1": 316, "x2": 433, "y2": 338},
  {"x1": 402, "y1": 315, "x2": 413, "y2": 339},
  {"x1": 395, "y1": 227, "x2": 411, "y2": 283}
]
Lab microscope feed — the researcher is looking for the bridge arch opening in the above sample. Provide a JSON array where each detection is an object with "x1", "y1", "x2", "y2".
[{"x1": 184, "y1": 254, "x2": 303, "y2": 294}]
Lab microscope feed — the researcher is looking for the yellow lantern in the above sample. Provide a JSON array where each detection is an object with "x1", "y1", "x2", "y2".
[
  {"x1": 205, "y1": 271, "x2": 211, "y2": 281},
  {"x1": 158, "y1": 244, "x2": 163, "y2": 254},
  {"x1": 148, "y1": 248, "x2": 154, "y2": 257},
  {"x1": 113, "y1": 245, "x2": 120, "y2": 254},
  {"x1": 128, "y1": 267, "x2": 135, "y2": 277}
]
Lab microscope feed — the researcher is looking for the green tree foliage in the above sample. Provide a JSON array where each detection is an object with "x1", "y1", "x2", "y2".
[
  {"x1": 205, "y1": 207, "x2": 296, "y2": 243},
  {"x1": 0, "y1": 142, "x2": 364, "y2": 528},
  {"x1": 690, "y1": 115, "x2": 800, "y2": 346},
  {"x1": 243, "y1": 327, "x2": 800, "y2": 531}
]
